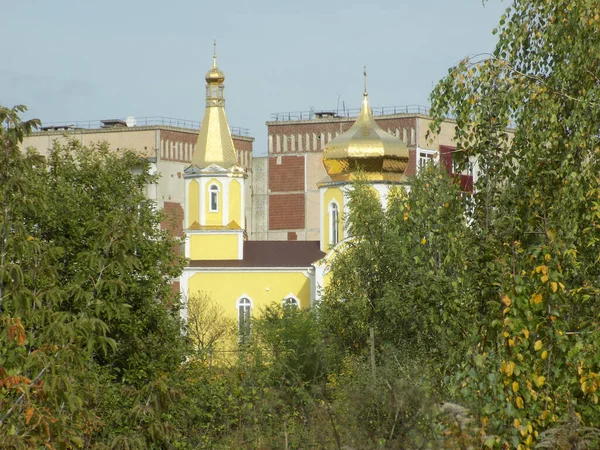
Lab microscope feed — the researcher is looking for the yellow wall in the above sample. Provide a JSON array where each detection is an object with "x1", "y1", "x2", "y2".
[
  {"x1": 229, "y1": 179, "x2": 242, "y2": 226},
  {"x1": 188, "y1": 180, "x2": 199, "y2": 227},
  {"x1": 188, "y1": 270, "x2": 311, "y2": 320},
  {"x1": 205, "y1": 178, "x2": 223, "y2": 226},
  {"x1": 190, "y1": 234, "x2": 239, "y2": 260},
  {"x1": 323, "y1": 187, "x2": 344, "y2": 252}
]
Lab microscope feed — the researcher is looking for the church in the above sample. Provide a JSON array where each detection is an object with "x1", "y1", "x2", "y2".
[{"x1": 180, "y1": 51, "x2": 410, "y2": 332}]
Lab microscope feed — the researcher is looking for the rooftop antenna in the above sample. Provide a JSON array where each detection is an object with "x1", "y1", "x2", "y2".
[{"x1": 363, "y1": 65, "x2": 368, "y2": 97}]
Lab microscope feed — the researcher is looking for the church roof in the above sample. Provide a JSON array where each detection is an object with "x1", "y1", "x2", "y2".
[
  {"x1": 322, "y1": 69, "x2": 409, "y2": 182},
  {"x1": 189, "y1": 43, "x2": 239, "y2": 171},
  {"x1": 188, "y1": 241, "x2": 324, "y2": 268}
]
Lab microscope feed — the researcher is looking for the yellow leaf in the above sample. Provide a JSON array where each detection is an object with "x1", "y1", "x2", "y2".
[
  {"x1": 403, "y1": 212, "x2": 409, "y2": 221},
  {"x1": 514, "y1": 418, "x2": 521, "y2": 429},
  {"x1": 550, "y1": 282, "x2": 558, "y2": 293},
  {"x1": 502, "y1": 295, "x2": 512, "y2": 307},
  {"x1": 534, "y1": 340, "x2": 543, "y2": 351},
  {"x1": 522, "y1": 328, "x2": 530, "y2": 339},
  {"x1": 506, "y1": 361, "x2": 515, "y2": 377},
  {"x1": 544, "y1": 254, "x2": 551, "y2": 262},
  {"x1": 512, "y1": 381, "x2": 519, "y2": 392},
  {"x1": 420, "y1": 237, "x2": 426, "y2": 245},
  {"x1": 504, "y1": 307, "x2": 511, "y2": 316},
  {"x1": 515, "y1": 396, "x2": 524, "y2": 408},
  {"x1": 531, "y1": 293, "x2": 543, "y2": 304},
  {"x1": 559, "y1": 282, "x2": 565, "y2": 292},
  {"x1": 541, "y1": 274, "x2": 549, "y2": 283},
  {"x1": 535, "y1": 375, "x2": 545, "y2": 387}
]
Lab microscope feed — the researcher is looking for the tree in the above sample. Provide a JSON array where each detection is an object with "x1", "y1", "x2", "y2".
[
  {"x1": 0, "y1": 106, "x2": 188, "y2": 447},
  {"x1": 429, "y1": 0, "x2": 600, "y2": 446},
  {"x1": 319, "y1": 167, "x2": 476, "y2": 371},
  {"x1": 186, "y1": 291, "x2": 235, "y2": 363}
]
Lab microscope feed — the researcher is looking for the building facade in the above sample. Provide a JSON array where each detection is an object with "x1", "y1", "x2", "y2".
[
  {"x1": 250, "y1": 106, "x2": 465, "y2": 241},
  {"x1": 21, "y1": 118, "x2": 254, "y2": 241}
]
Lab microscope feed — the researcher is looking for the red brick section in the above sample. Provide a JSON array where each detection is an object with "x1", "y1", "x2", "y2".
[
  {"x1": 269, "y1": 155, "x2": 304, "y2": 192},
  {"x1": 267, "y1": 116, "x2": 417, "y2": 154},
  {"x1": 161, "y1": 201, "x2": 184, "y2": 238},
  {"x1": 269, "y1": 194, "x2": 305, "y2": 230},
  {"x1": 287, "y1": 232, "x2": 298, "y2": 241},
  {"x1": 159, "y1": 129, "x2": 253, "y2": 168}
]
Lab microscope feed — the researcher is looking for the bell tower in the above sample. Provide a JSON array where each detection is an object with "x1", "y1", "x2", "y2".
[{"x1": 183, "y1": 42, "x2": 247, "y2": 261}]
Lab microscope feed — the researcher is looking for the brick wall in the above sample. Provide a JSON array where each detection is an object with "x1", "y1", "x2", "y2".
[
  {"x1": 269, "y1": 155, "x2": 304, "y2": 192},
  {"x1": 159, "y1": 129, "x2": 253, "y2": 169},
  {"x1": 269, "y1": 193, "x2": 305, "y2": 230},
  {"x1": 267, "y1": 116, "x2": 417, "y2": 154},
  {"x1": 161, "y1": 201, "x2": 184, "y2": 237}
]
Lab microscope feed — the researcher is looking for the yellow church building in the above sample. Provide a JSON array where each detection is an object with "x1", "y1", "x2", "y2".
[{"x1": 180, "y1": 53, "x2": 409, "y2": 334}]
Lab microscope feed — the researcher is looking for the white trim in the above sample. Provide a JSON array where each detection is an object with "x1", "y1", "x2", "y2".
[
  {"x1": 328, "y1": 200, "x2": 340, "y2": 246},
  {"x1": 319, "y1": 187, "x2": 326, "y2": 251},
  {"x1": 185, "y1": 229, "x2": 244, "y2": 235},
  {"x1": 235, "y1": 294, "x2": 253, "y2": 334},
  {"x1": 209, "y1": 184, "x2": 219, "y2": 212},
  {"x1": 416, "y1": 147, "x2": 438, "y2": 174},
  {"x1": 179, "y1": 271, "x2": 192, "y2": 323},
  {"x1": 183, "y1": 178, "x2": 190, "y2": 229},
  {"x1": 342, "y1": 188, "x2": 350, "y2": 237},
  {"x1": 282, "y1": 292, "x2": 300, "y2": 307},
  {"x1": 183, "y1": 267, "x2": 312, "y2": 274},
  {"x1": 237, "y1": 233, "x2": 244, "y2": 259},
  {"x1": 222, "y1": 180, "x2": 229, "y2": 226},
  {"x1": 235, "y1": 294, "x2": 253, "y2": 309}
]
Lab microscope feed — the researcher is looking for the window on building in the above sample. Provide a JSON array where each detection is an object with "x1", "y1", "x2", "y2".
[
  {"x1": 330, "y1": 202, "x2": 339, "y2": 246},
  {"x1": 282, "y1": 296, "x2": 299, "y2": 309},
  {"x1": 417, "y1": 149, "x2": 436, "y2": 173},
  {"x1": 237, "y1": 297, "x2": 252, "y2": 339},
  {"x1": 209, "y1": 185, "x2": 219, "y2": 212}
]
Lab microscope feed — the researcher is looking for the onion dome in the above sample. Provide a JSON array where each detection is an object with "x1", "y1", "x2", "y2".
[
  {"x1": 323, "y1": 84, "x2": 409, "y2": 182},
  {"x1": 205, "y1": 39, "x2": 225, "y2": 85},
  {"x1": 205, "y1": 65, "x2": 225, "y2": 85}
]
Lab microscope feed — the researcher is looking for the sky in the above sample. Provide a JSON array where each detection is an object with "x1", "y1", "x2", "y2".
[{"x1": 2, "y1": 0, "x2": 508, "y2": 155}]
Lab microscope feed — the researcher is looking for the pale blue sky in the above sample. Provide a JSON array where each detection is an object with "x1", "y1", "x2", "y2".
[{"x1": 2, "y1": 0, "x2": 507, "y2": 154}]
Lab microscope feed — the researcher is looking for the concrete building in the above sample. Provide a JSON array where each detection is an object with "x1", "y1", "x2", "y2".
[{"x1": 21, "y1": 117, "x2": 254, "y2": 240}]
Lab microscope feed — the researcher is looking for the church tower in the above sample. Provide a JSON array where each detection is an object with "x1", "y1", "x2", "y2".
[
  {"x1": 319, "y1": 68, "x2": 410, "y2": 252},
  {"x1": 183, "y1": 43, "x2": 247, "y2": 260}
]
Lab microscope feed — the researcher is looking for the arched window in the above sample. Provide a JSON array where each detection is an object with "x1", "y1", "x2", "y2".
[
  {"x1": 237, "y1": 296, "x2": 252, "y2": 338},
  {"x1": 329, "y1": 202, "x2": 339, "y2": 246},
  {"x1": 209, "y1": 184, "x2": 219, "y2": 212},
  {"x1": 282, "y1": 296, "x2": 299, "y2": 309}
]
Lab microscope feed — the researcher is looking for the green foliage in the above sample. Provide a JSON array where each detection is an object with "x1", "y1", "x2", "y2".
[
  {"x1": 428, "y1": 0, "x2": 600, "y2": 446},
  {"x1": 0, "y1": 105, "x2": 187, "y2": 447},
  {"x1": 320, "y1": 167, "x2": 476, "y2": 368}
]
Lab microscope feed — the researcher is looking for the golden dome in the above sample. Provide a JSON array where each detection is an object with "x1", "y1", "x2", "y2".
[
  {"x1": 205, "y1": 65, "x2": 225, "y2": 85},
  {"x1": 322, "y1": 93, "x2": 409, "y2": 182},
  {"x1": 205, "y1": 40, "x2": 225, "y2": 85}
]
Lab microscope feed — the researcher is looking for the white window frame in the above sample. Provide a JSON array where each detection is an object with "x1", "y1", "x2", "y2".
[
  {"x1": 236, "y1": 295, "x2": 252, "y2": 337},
  {"x1": 209, "y1": 184, "x2": 219, "y2": 212},
  {"x1": 328, "y1": 201, "x2": 340, "y2": 246},
  {"x1": 417, "y1": 149, "x2": 437, "y2": 173},
  {"x1": 282, "y1": 294, "x2": 300, "y2": 309}
]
